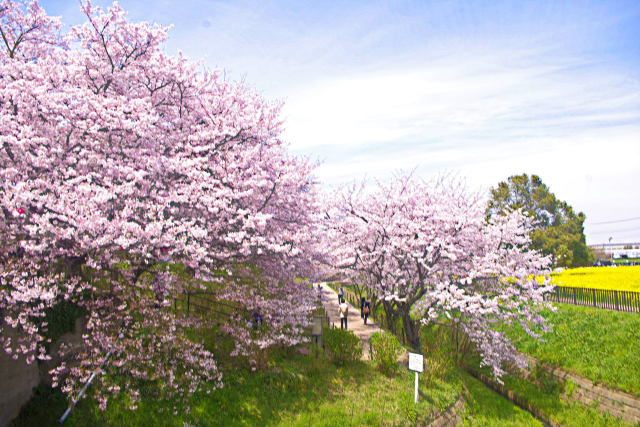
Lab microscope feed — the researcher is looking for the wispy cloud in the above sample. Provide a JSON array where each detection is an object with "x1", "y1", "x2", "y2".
[
  {"x1": 281, "y1": 47, "x2": 640, "y2": 244},
  {"x1": 283, "y1": 51, "x2": 639, "y2": 148}
]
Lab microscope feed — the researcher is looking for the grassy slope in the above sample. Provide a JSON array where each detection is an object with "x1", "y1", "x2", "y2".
[
  {"x1": 498, "y1": 373, "x2": 634, "y2": 426},
  {"x1": 331, "y1": 280, "x2": 640, "y2": 424},
  {"x1": 502, "y1": 303, "x2": 640, "y2": 396},
  {"x1": 13, "y1": 349, "x2": 462, "y2": 427},
  {"x1": 22, "y1": 283, "x2": 635, "y2": 425},
  {"x1": 459, "y1": 371, "x2": 541, "y2": 427}
]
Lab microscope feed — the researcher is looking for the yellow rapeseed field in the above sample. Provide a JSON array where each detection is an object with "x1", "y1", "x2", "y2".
[{"x1": 550, "y1": 265, "x2": 640, "y2": 292}]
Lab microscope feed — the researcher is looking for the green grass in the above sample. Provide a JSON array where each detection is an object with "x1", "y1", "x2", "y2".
[
  {"x1": 18, "y1": 287, "x2": 639, "y2": 425},
  {"x1": 421, "y1": 307, "x2": 639, "y2": 426},
  {"x1": 497, "y1": 372, "x2": 634, "y2": 426},
  {"x1": 459, "y1": 371, "x2": 542, "y2": 426},
  {"x1": 13, "y1": 347, "x2": 462, "y2": 426},
  {"x1": 463, "y1": 354, "x2": 636, "y2": 426},
  {"x1": 501, "y1": 303, "x2": 640, "y2": 396}
]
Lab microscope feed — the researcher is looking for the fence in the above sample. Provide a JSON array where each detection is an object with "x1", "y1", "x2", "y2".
[
  {"x1": 546, "y1": 286, "x2": 640, "y2": 313},
  {"x1": 171, "y1": 291, "x2": 246, "y2": 321}
]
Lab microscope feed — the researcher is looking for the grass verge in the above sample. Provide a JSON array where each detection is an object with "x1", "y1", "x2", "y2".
[
  {"x1": 459, "y1": 370, "x2": 542, "y2": 427},
  {"x1": 13, "y1": 346, "x2": 461, "y2": 426},
  {"x1": 501, "y1": 303, "x2": 640, "y2": 396}
]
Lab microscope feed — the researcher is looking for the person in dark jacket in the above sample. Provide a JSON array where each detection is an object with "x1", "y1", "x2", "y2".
[
  {"x1": 363, "y1": 300, "x2": 371, "y2": 325},
  {"x1": 360, "y1": 297, "x2": 366, "y2": 318},
  {"x1": 251, "y1": 310, "x2": 263, "y2": 328}
]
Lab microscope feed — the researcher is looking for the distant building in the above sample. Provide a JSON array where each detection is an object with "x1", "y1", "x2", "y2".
[{"x1": 589, "y1": 243, "x2": 640, "y2": 259}]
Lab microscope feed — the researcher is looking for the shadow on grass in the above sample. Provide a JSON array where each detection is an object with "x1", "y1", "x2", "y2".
[
  {"x1": 188, "y1": 348, "x2": 373, "y2": 426},
  {"x1": 12, "y1": 322, "x2": 461, "y2": 427},
  {"x1": 460, "y1": 371, "x2": 543, "y2": 427},
  {"x1": 10, "y1": 346, "x2": 373, "y2": 427}
]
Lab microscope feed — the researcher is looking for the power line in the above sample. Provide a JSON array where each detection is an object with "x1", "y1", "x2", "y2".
[
  {"x1": 588, "y1": 226, "x2": 640, "y2": 235},
  {"x1": 591, "y1": 216, "x2": 640, "y2": 225}
]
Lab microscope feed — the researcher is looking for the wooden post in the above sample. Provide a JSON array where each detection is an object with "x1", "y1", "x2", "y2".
[
  {"x1": 592, "y1": 288, "x2": 596, "y2": 307},
  {"x1": 573, "y1": 287, "x2": 577, "y2": 305},
  {"x1": 618, "y1": 291, "x2": 629, "y2": 311}
]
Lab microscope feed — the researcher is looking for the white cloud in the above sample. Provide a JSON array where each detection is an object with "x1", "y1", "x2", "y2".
[
  {"x1": 282, "y1": 53, "x2": 640, "y2": 243},
  {"x1": 283, "y1": 54, "x2": 639, "y2": 150}
]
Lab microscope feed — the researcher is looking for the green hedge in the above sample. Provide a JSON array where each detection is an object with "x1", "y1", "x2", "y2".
[
  {"x1": 370, "y1": 331, "x2": 402, "y2": 375},
  {"x1": 323, "y1": 328, "x2": 362, "y2": 365}
]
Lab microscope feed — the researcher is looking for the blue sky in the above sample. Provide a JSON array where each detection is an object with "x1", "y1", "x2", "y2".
[{"x1": 41, "y1": 0, "x2": 640, "y2": 244}]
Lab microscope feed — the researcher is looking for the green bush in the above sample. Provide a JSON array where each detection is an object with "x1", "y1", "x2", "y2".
[
  {"x1": 370, "y1": 331, "x2": 402, "y2": 375},
  {"x1": 323, "y1": 327, "x2": 362, "y2": 365},
  {"x1": 421, "y1": 323, "x2": 458, "y2": 383}
]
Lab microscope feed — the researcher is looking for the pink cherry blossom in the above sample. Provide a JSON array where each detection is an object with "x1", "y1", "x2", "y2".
[
  {"x1": 322, "y1": 174, "x2": 554, "y2": 380},
  {"x1": 1, "y1": 0, "x2": 319, "y2": 409}
]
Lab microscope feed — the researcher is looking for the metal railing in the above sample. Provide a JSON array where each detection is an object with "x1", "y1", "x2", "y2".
[{"x1": 546, "y1": 286, "x2": 640, "y2": 312}]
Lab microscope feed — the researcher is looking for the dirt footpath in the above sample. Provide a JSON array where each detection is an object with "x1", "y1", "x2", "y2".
[{"x1": 315, "y1": 282, "x2": 381, "y2": 360}]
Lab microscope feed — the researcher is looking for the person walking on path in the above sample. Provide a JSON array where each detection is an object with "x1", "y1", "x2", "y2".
[
  {"x1": 338, "y1": 285, "x2": 344, "y2": 304},
  {"x1": 339, "y1": 298, "x2": 349, "y2": 330},
  {"x1": 360, "y1": 297, "x2": 365, "y2": 319},
  {"x1": 363, "y1": 300, "x2": 371, "y2": 325},
  {"x1": 316, "y1": 283, "x2": 382, "y2": 360}
]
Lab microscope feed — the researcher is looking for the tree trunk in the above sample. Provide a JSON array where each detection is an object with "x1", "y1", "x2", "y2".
[
  {"x1": 382, "y1": 300, "x2": 396, "y2": 334},
  {"x1": 401, "y1": 309, "x2": 421, "y2": 351}
]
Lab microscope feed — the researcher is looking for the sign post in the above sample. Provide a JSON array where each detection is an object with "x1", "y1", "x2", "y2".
[
  {"x1": 311, "y1": 315, "x2": 324, "y2": 357},
  {"x1": 408, "y1": 352, "x2": 424, "y2": 403}
]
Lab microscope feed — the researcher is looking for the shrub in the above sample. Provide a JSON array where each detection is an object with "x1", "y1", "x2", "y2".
[
  {"x1": 323, "y1": 328, "x2": 363, "y2": 365},
  {"x1": 370, "y1": 331, "x2": 402, "y2": 375},
  {"x1": 420, "y1": 323, "x2": 460, "y2": 383}
]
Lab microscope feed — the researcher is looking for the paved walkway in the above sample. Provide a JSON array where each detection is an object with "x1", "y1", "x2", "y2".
[{"x1": 315, "y1": 282, "x2": 381, "y2": 360}]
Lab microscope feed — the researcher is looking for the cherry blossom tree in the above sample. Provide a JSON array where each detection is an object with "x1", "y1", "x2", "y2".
[
  {"x1": 324, "y1": 174, "x2": 554, "y2": 379},
  {"x1": 1, "y1": 0, "x2": 319, "y2": 410}
]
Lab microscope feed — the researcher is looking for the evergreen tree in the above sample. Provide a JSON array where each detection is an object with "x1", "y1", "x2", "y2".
[{"x1": 486, "y1": 174, "x2": 594, "y2": 267}]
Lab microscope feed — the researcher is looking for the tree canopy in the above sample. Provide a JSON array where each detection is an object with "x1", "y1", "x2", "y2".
[
  {"x1": 0, "y1": 0, "x2": 319, "y2": 410},
  {"x1": 323, "y1": 174, "x2": 554, "y2": 379},
  {"x1": 486, "y1": 174, "x2": 594, "y2": 268}
]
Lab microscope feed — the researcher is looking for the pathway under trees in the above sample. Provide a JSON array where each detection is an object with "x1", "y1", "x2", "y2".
[{"x1": 316, "y1": 283, "x2": 381, "y2": 360}]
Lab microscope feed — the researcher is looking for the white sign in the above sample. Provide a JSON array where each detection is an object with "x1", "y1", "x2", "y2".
[{"x1": 408, "y1": 352, "x2": 423, "y2": 372}]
